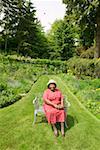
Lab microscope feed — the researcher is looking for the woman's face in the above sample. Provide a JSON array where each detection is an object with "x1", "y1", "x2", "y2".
[{"x1": 49, "y1": 83, "x2": 56, "y2": 91}]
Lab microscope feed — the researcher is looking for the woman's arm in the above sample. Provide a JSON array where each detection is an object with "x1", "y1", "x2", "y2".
[
  {"x1": 58, "y1": 92, "x2": 64, "y2": 109},
  {"x1": 43, "y1": 90, "x2": 59, "y2": 109},
  {"x1": 44, "y1": 99, "x2": 59, "y2": 109},
  {"x1": 58, "y1": 98, "x2": 64, "y2": 109}
]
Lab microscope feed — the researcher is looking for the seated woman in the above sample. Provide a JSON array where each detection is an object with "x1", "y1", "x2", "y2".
[{"x1": 43, "y1": 79, "x2": 66, "y2": 137}]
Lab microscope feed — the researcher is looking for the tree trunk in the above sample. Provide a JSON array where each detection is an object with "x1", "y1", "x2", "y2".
[
  {"x1": 95, "y1": 4, "x2": 100, "y2": 58},
  {"x1": 5, "y1": 35, "x2": 8, "y2": 52}
]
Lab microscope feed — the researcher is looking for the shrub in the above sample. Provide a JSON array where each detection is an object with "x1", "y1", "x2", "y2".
[
  {"x1": 5, "y1": 54, "x2": 68, "y2": 73},
  {"x1": 67, "y1": 57, "x2": 100, "y2": 78},
  {"x1": 80, "y1": 47, "x2": 95, "y2": 59}
]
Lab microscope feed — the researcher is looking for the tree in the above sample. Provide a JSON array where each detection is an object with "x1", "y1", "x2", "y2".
[
  {"x1": 0, "y1": 0, "x2": 27, "y2": 52},
  {"x1": 63, "y1": 0, "x2": 100, "y2": 58},
  {"x1": 0, "y1": 0, "x2": 13, "y2": 51},
  {"x1": 0, "y1": 0, "x2": 50, "y2": 58},
  {"x1": 47, "y1": 19, "x2": 75, "y2": 60},
  {"x1": 47, "y1": 20, "x2": 64, "y2": 59}
]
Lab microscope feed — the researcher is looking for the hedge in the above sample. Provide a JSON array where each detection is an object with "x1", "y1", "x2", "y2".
[
  {"x1": 67, "y1": 57, "x2": 100, "y2": 78},
  {"x1": 0, "y1": 54, "x2": 100, "y2": 78},
  {"x1": 1, "y1": 54, "x2": 68, "y2": 73}
]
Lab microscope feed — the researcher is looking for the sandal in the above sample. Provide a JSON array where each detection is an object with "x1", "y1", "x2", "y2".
[
  {"x1": 54, "y1": 130, "x2": 59, "y2": 137},
  {"x1": 61, "y1": 133, "x2": 65, "y2": 137},
  {"x1": 61, "y1": 131, "x2": 65, "y2": 137}
]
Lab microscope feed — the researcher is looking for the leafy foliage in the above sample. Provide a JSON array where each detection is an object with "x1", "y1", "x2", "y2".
[
  {"x1": 80, "y1": 46, "x2": 95, "y2": 58},
  {"x1": 0, "y1": 0, "x2": 50, "y2": 58},
  {"x1": 67, "y1": 56, "x2": 100, "y2": 78},
  {"x1": 63, "y1": 0, "x2": 100, "y2": 57},
  {"x1": 60, "y1": 73, "x2": 100, "y2": 118},
  {"x1": 0, "y1": 54, "x2": 44, "y2": 108},
  {"x1": 47, "y1": 19, "x2": 75, "y2": 60},
  {"x1": 0, "y1": 53, "x2": 67, "y2": 107}
]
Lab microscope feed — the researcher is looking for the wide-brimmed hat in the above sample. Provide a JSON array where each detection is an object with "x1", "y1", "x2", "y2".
[{"x1": 47, "y1": 79, "x2": 57, "y2": 87}]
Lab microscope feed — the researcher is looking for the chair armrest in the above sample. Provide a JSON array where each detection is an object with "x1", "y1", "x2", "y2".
[{"x1": 33, "y1": 97, "x2": 37, "y2": 104}]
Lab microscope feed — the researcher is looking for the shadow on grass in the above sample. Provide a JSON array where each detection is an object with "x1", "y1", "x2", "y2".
[
  {"x1": 65, "y1": 115, "x2": 78, "y2": 131},
  {"x1": 35, "y1": 114, "x2": 78, "y2": 135},
  {"x1": 54, "y1": 114, "x2": 77, "y2": 133}
]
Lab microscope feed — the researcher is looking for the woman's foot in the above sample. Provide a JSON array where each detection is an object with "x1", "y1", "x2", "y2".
[
  {"x1": 61, "y1": 132, "x2": 65, "y2": 137},
  {"x1": 52, "y1": 124, "x2": 58, "y2": 137},
  {"x1": 54, "y1": 129, "x2": 58, "y2": 137}
]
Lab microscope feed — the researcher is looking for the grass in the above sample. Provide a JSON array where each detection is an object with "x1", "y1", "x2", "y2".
[
  {"x1": 0, "y1": 75, "x2": 100, "y2": 150},
  {"x1": 58, "y1": 74, "x2": 100, "y2": 119}
]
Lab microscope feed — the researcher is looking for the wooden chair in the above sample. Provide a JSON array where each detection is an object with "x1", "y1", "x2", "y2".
[{"x1": 32, "y1": 95, "x2": 70, "y2": 128}]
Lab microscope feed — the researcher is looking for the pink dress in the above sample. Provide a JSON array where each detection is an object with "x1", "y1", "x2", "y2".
[{"x1": 43, "y1": 88, "x2": 66, "y2": 124}]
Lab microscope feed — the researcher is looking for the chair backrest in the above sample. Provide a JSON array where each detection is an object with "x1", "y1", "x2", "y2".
[
  {"x1": 33, "y1": 94, "x2": 70, "y2": 109},
  {"x1": 33, "y1": 97, "x2": 40, "y2": 109}
]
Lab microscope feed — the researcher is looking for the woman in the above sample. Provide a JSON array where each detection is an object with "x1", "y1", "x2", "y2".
[{"x1": 43, "y1": 79, "x2": 66, "y2": 137}]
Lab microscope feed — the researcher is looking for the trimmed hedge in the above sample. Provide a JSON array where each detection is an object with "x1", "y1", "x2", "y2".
[
  {"x1": 0, "y1": 54, "x2": 100, "y2": 78},
  {"x1": 67, "y1": 57, "x2": 100, "y2": 78},
  {"x1": 2, "y1": 54, "x2": 68, "y2": 73}
]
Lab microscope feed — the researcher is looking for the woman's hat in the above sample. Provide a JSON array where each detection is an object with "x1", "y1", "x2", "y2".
[{"x1": 47, "y1": 79, "x2": 57, "y2": 86}]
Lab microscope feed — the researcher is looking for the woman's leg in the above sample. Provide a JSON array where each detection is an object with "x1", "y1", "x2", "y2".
[
  {"x1": 52, "y1": 123, "x2": 58, "y2": 136},
  {"x1": 61, "y1": 122, "x2": 65, "y2": 136}
]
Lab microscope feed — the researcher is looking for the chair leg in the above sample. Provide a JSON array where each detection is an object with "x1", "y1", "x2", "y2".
[
  {"x1": 65, "y1": 114, "x2": 68, "y2": 128},
  {"x1": 65, "y1": 120, "x2": 68, "y2": 128},
  {"x1": 32, "y1": 111, "x2": 37, "y2": 126},
  {"x1": 64, "y1": 109, "x2": 68, "y2": 128}
]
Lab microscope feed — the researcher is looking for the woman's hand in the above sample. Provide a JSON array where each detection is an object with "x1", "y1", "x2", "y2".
[
  {"x1": 57, "y1": 104, "x2": 64, "y2": 109},
  {"x1": 53, "y1": 104, "x2": 60, "y2": 109},
  {"x1": 54, "y1": 104, "x2": 64, "y2": 109}
]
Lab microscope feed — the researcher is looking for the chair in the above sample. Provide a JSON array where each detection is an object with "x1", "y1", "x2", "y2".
[
  {"x1": 32, "y1": 95, "x2": 70, "y2": 128},
  {"x1": 32, "y1": 96, "x2": 45, "y2": 126}
]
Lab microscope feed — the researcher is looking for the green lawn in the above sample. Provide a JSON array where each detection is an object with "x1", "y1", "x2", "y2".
[
  {"x1": 58, "y1": 74, "x2": 100, "y2": 119},
  {"x1": 0, "y1": 75, "x2": 100, "y2": 150}
]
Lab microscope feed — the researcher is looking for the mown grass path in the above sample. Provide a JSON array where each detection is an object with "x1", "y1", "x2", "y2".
[{"x1": 0, "y1": 75, "x2": 100, "y2": 150}]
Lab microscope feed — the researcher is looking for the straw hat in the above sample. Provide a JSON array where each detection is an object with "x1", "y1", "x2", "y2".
[{"x1": 47, "y1": 79, "x2": 57, "y2": 87}]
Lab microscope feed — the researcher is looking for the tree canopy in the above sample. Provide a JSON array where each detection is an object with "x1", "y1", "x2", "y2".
[
  {"x1": 47, "y1": 19, "x2": 76, "y2": 60},
  {"x1": 0, "y1": 0, "x2": 100, "y2": 59},
  {"x1": 0, "y1": 0, "x2": 49, "y2": 58},
  {"x1": 63, "y1": 0, "x2": 100, "y2": 58}
]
